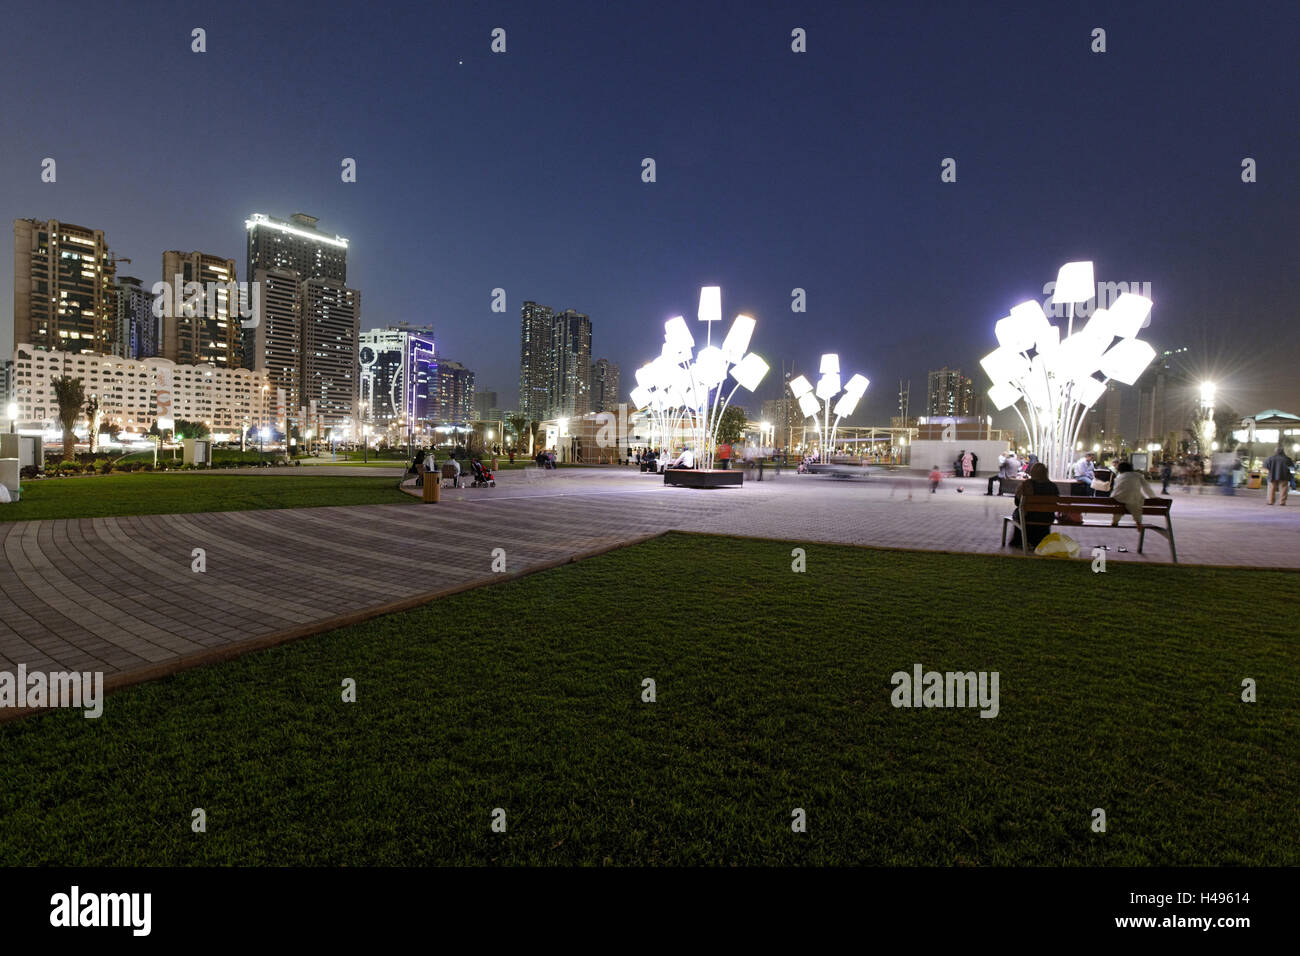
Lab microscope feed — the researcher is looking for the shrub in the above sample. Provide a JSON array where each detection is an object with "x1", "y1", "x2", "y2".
[{"x1": 143, "y1": 464, "x2": 154, "y2": 472}]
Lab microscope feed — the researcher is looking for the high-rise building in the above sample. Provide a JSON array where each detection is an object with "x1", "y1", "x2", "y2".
[
  {"x1": 436, "y1": 360, "x2": 475, "y2": 423},
  {"x1": 300, "y1": 278, "x2": 360, "y2": 429},
  {"x1": 591, "y1": 358, "x2": 621, "y2": 413},
  {"x1": 926, "y1": 367, "x2": 973, "y2": 417},
  {"x1": 245, "y1": 212, "x2": 347, "y2": 284},
  {"x1": 551, "y1": 309, "x2": 592, "y2": 418},
  {"x1": 113, "y1": 276, "x2": 157, "y2": 359},
  {"x1": 473, "y1": 389, "x2": 501, "y2": 420},
  {"x1": 160, "y1": 250, "x2": 242, "y2": 368},
  {"x1": 0, "y1": 359, "x2": 12, "y2": 405},
  {"x1": 359, "y1": 326, "x2": 437, "y2": 441},
  {"x1": 242, "y1": 214, "x2": 354, "y2": 432},
  {"x1": 13, "y1": 218, "x2": 117, "y2": 354},
  {"x1": 519, "y1": 301, "x2": 554, "y2": 423}
]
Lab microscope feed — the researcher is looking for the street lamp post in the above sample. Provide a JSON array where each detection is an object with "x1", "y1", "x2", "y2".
[{"x1": 6, "y1": 401, "x2": 16, "y2": 434}]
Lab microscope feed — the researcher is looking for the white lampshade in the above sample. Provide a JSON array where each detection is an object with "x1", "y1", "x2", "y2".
[
  {"x1": 819, "y1": 353, "x2": 839, "y2": 374},
  {"x1": 833, "y1": 391, "x2": 861, "y2": 417},
  {"x1": 697, "y1": 286, "x2": 722, "y2": 324},
  {"x1": 634, "y1": 364, "x2": 655, "y2": 388},
  {"x1": 987, "y1": 381, "x2": 1021, "y2": 411},
  {"x1": 665, "y1": 315, "x2": 694, "y2": 351},
  {"x1": 980, "y1": 346, "x2": 1030, "y2": 384},
  {"x1": 843, "y1": 373, "x2": 869, "y2": 396},
  {"x1": 1098, "y1": 338, "x2": 1156, "y2": 385},
  {"x1": 788, "y1": 374, "x2": 813, "y2": 398},
  {"x1": 815, "y1": 372, "x2": 841, "y2": 400},
  {"x1": 629, "y1": 385, "x2": 652, "y2": 408},
  {"x1": 994, "y1": 311, "x2": 1036, "y2": 353},
  {"x1": 1073, "y1": 376, "x2": 1106, "y2": 408},
  {"x1": 1054, "y1": 261, "x2": 1095, "y2": 305},
  {"x1": 797, "y1": 392, "x2": 821, "y2": 418},
  {"x1": 1022, "y1": 359, "x2": 1051, "y2": 412},
  {"x1": 720, "y1": 314, "x2": 755, "y2": 362},
  {"x1": 1035, "y1": 323, "x2": 1060, "y2": 355},
  {"x1": 1010, "y1": 299, "x2": 1051, "y2": 343},
  {"x1": 1107, "y1": 292, "x2": 1153, "y2": 338},
  {"x1": 694, "y1": 346, "x2": 727, "y2": 387},
  {"x1": 729, "y1": 352, "x2": 769, "y2": 391},
  {"x1": 1081, "y1": 307, "x2": 1115, "y2": 341}
]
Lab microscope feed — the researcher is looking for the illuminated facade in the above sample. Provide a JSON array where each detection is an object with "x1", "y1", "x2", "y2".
[
  {"x1": 359, "y1": 326, "x2": 436, "y2": 440},
  {"x1": 13, "y1": 218, "x2": 117, "y2": 354},
  {"x1": 159, "y1": 250, "x2": 243, "y2": 368}
]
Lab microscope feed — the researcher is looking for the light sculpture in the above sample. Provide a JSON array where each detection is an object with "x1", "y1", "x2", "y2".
[
  {"x1": 633, "y1": 286, "x2": 769, "y2": 468},
  {"x1": 980, "y1": 261, "x2": 1155, "y2": 478},
  {"x1": 788, "y1": 358, "x2": 869, "y2": 459}
]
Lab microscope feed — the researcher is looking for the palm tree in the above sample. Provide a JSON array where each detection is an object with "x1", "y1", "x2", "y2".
[
  {"x1": 528, "y1": 420, "x2": 541, "y2": 456},
  {"x1": 52, "y1": 375, "x2": 86, "y2": 460},
  {"x1": 84, "y1": 396, "x2": 102, "y2": 455},
  {"x1": 508, "y1": 414, "x2": 527, "y2": 451}
]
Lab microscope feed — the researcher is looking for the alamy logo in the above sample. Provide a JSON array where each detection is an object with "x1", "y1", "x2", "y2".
[
  {"x1": 152, "y1": 274, "x2": 261, "y2": 328},
  {"x1": 50, "y1": 886, "x2": 151, "y2": 936},
  {"x1": 1041, "y1": 279, "x2": 1153, "y2": 320},
  {"x1": 890, "y1": 663, "x2": 999, "y2": 718},
  {"x1": 0, "y1": 665, "x2": 103, "y2": 717}
]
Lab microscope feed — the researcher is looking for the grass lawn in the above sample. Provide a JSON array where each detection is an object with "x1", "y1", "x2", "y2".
[
  {"x1": 0, "y1": 472, "x2": 413, "y2": 521},
  {"x1": 115, "y1": 448, "x2": 272, "y2": 467},
  {"x1": 0, "y1": 533, "x2": 1294, "y2": 865}
]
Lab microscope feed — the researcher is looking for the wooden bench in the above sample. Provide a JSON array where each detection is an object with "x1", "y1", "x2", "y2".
[
  {"x1": 440, "y1": 462, "x2": 462, "y2": 488},
  {"x1": 1002, "y1": 494, "x2": 1177, "y2": 562}
]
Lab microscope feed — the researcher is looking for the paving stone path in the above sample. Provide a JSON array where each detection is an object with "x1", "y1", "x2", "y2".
[{"x1": 2, "y1": 467, "x2": 1295, "y2": 681}]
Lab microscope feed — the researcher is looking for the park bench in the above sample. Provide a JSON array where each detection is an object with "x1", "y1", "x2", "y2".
[
  {"x1": 1001, "y1": 494, "x2": 1177, "y2": 562},
  {"x1": 441, "y1": 463, "x2": 462, "y2": 488}
]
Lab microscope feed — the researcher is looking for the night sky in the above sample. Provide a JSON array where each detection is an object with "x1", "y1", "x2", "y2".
[{"x1": 3, "y1": 0, "x2": 1297, "y2": 428}]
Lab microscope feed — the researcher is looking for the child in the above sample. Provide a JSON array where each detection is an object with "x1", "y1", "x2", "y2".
[
  {"x1": 1109, "y1": 460, "x2": 1158, "y2": 528},
  {"x1": 929, "y1": 465, "x2": 942, "y2": 493}
]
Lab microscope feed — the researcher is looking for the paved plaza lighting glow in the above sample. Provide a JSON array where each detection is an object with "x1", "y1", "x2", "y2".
[
  {"x1": 790, "y1": 353, "x2": 869, "y2": 457},
  {"x1": 980, "y1": 261, "x2": 1155, "y2": 478},
  {"x1": 633, "y1": 286, "x2": 770, "y2": 468}
]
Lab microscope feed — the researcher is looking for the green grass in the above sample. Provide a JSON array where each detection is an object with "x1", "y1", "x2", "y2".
[
  {"x1": 1, "y1": 472, "x2": 414, "y2": 521},
  {"x1": 0, "y1": 533, "x2": 1295, "y2": 865},
  {"x1": 115, "y1": 447, "x2": 274, "y2": 466}
]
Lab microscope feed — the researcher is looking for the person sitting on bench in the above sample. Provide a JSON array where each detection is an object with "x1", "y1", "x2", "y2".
[
  {"x1": 1109, "y1": 460, "x2": 1158, "y2": 529},
  {"x1": 986, "y1": 452, "x2": 1019, "y2": 495},
  {"x1": 1007, "y1": 462, "x2": 1058, "y2": 550}
]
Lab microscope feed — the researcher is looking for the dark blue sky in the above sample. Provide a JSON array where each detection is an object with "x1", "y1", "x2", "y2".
[{"x1": 3, "y1": 0, "x2": 1297, "y2": 426}]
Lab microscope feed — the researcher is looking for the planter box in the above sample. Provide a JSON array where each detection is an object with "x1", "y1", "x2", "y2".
[{"x1": 663, "y1": 468, "x2": 744, "y2": 488}]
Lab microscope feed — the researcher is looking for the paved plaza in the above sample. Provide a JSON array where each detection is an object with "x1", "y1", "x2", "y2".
[{"x1": 1, "y1": 466, "x2": 1296, "y2": 688}]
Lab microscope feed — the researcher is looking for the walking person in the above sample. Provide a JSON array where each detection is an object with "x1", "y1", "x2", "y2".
[
  {"x1": 970, "y1": 452, "x2": 979, "y2": 478},
  {"x1": 1264, "y1": 445, "x2": 1293, "y2": 506},
  {"x1": 1160, "y1": 458, "x2": 1173, "y2": 494},
  {"x1": 961, "y1": 450, "x2": 973, "y2": 478},
  {"x1": 929, "y1": 465, "x2": 942, "y2": 493}
]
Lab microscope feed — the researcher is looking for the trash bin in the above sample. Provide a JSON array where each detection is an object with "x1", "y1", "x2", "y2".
[
  {"x1": 422, "y1": 477, "x2": 440, "y2": 503},
  {"x1": 1247, "y1": 471, "x2": 1263, "y2": 489}
]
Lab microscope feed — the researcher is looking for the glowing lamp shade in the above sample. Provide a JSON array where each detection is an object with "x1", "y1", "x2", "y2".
[
  {"x1": 1073, "y1": 376, "x2": 1106, "y2": 407},
  {"x1": 629, "y1": 385, "x2": 653, "y2": 408},
  {"x1": 980, "y1": 346, "x2": 1030, "y2": 384},
  {"x1": 697, "y1": 286, "x2": 722, "y2": 324},
  {"x1": 1054, "y1": 261, "x2": 1095, "y2": 305},
  {"x1": 729, "y1": 352, "x2": 769, "y2": 392},
  {"x1": 1081, "y1": 307, "x2": 1115, "y2": 341},
  {"x1": 833, "y1": 391, "x2": 861, "y2": 417},
  {"x1": 1107, "y1": 292, "x2": 1153, "y2": 338},
  {"x1": 987, "y1": 381, "x2": 1022, "y2": 411},
  {"x1": 665, "y1": 315, "x2": 694, "y2": 351},
  {"x1": 797, "y1": 392, "x2": 821, "y2": 418},
  {"x1": 815, "y1": 372, "x2": 841, "y2": 400},
  {"x1": 634, "y1": 364, "x2": 656, "y2": 388},
  {"x1": 788, "y1": 374, "x2": 813, "y2": 398},
  {"x1": 819, "y1": 353, "x2": 840, "y2": 375},
  {"x1": 1098, "y1": 338, "x2": 1156, "y2": 385},
  {"x1": 843, "y1": 373, "x2": 869, "y2": 397},
  {"x1": 994, "y1": 310, "x2": 1036, "y2": 353},
  {"x1": 720, "y1": 314, "x2": 756, "y2": 362},
  {"x1": 694, "y1": 346, "x2": 727, "y2": 387}
]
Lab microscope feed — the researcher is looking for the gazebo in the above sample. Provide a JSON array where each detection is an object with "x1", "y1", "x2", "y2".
[{"x1": 1237, "y1": 410, "x2": 1300, "y2": 465}]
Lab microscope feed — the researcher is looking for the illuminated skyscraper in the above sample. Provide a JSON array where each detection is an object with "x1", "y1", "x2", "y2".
[{"x1": 13, "y1": 218, "x2": 117, "y2": 354}]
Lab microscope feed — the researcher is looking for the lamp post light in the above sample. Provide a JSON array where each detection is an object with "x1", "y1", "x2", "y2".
[
  {"x1": 629, "y1": 286, "x2": 770, "y2": 469},
  {"x1": 6, "y1": 401, "x2": 16, "y2": 434},
  {"x1": 787, "y1": 355, "x2": 869, "y2": 462},
  {"x1": 980, "y1": 261, "x2": 1156, "y2": 479}
]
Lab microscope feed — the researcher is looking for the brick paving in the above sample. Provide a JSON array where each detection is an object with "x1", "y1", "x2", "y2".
[{"x1": 1, "y1": 466, "x2": 1296, "y2": 682}]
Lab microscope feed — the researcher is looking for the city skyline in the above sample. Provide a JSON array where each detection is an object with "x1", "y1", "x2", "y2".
[{"x1": 3, "y1": 2, "x2": 1297, "y2": 429}]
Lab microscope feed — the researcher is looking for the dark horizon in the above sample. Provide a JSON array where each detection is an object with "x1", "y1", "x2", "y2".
[{"x1": 3, "y1": 0, "x2": 1297, "y2": 430}]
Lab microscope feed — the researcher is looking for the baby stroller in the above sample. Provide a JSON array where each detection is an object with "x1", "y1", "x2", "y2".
[{"x1": 470, "y1": 458, "x2": 496, "y2": 487}]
